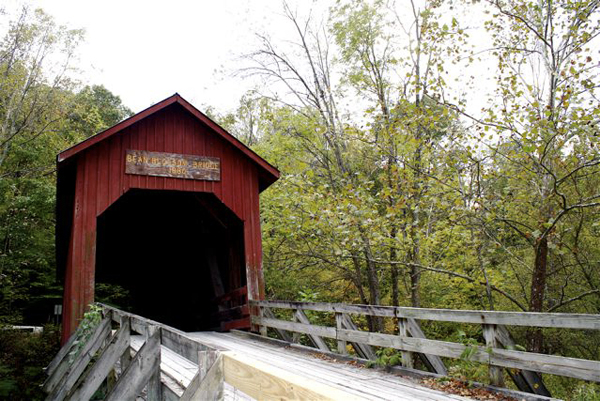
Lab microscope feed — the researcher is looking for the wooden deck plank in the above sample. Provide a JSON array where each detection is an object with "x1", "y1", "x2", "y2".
[
  {"x1": 188, "y1": 331, "x2": 469, "y2": 401},
  {"x1": 125, "y1": 326, "x2": 470, "y2": 400},
  {"x1": 131, "y1": 335, "x2": 254, "y2": 401}
]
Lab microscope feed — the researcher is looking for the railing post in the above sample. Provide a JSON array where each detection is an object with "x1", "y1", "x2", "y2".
[
  {"x1": 259, "y1": 305, "x2": 268, "y2": 337},
  {"x1": 483, "y1": 324, "x2": 504, "y2": 387},
  {"x1": 119, "y1": 315, "x2": 132, "y2": 375},
  {"x1": 398, "y1": 318, "x2": 414, "y2": 369},
  {"x1": 292, "y1": 309, "x2": 300, "y2": 344},
  {"x1": 335, "y1": 313, "x2": 347, "y2": 355},
  {"x1": 146, "y1": 326, "x2": 162, "y2": 401}
]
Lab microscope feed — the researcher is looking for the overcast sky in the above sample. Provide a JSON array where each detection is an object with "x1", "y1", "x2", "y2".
[
  {"x1": 2, "y1": 1, "x2": 513, "y2": 118},
  {"x1": 20, "y1": 0, "x2": 301, "y2": 113}
]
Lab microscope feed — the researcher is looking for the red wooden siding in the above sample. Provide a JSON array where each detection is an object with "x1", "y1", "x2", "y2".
[{"x1": 58, "y1": 97, "x2": 277, "y2": 342}]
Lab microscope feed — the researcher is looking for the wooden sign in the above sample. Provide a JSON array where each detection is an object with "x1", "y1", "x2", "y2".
[{"x1": 125, "y1": 150, "x2": 220, "y2": 181}]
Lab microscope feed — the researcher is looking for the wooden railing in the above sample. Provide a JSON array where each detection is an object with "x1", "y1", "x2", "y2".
[
  {"x1": 43, "y1": 305, "x2": 226, "y2": 401},
  {"x1": 251, "y1": 300, "x2": 600, "y2": 396},
  {"x1": 43, "y1": 304, "x2": 365, "y2": 400}
]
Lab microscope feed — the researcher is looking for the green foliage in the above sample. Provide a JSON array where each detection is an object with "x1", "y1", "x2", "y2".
[
  {"x1": 238, "y1": 1, "x2": 600, "y2": 397},
  {"x1": 0, "y1": 325, "x2": 60, "y2": 401},
  {"x1": 0, "y1": 1, "x2": 597, "y2": 399},
  {"x1": 456, "y1": 330, "x2": 480, "y2": 362},
  {"x1": 68, "y1": 304, "x2": 103, "y2": 363},
  {"x1": 0, "y1": 6, "x2": 131, "y2": 326},
  {"x1": 373, "y1": 347, "x2": 403, "y2": 368}
]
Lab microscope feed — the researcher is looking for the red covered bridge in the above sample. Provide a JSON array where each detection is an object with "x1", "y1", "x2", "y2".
[
  {"x1": 49, "y1": 94, "x2": 599, "y2": 401},
  {"x1": 56, "y1": 94, "x2": 279, "y2": 342}
]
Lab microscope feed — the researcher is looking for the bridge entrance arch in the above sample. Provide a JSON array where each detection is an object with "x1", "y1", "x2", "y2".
[
  {"x1": 56, "y1": 94, "x2": 279, "y2": 342},
  {"x1": 95, "y1": 189, "x2": 245, "y2": 332}
]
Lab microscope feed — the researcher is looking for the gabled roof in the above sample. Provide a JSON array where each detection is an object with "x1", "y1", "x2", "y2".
[{"x1": 58, "y1": 93, "x2": 280, "y2": 187}]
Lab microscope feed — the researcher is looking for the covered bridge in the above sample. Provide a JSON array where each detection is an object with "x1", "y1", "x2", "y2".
[{"x1": 56, "y1": 94, "x2": 279, "y2": 343}]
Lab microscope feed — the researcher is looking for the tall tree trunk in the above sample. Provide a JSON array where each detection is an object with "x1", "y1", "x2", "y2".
[
  {"x1": 410, "y1": 257, "x2": 421, "y2": 308},
  {"x1": 528, "y1": 235, "x2": 548, "y2": 352},
  {"x1": 390, "y1": 227, "x2": 399, "y2": 307},
  {"x1": 351, "y1": 254, "x2": 378, "y2": 332},
  {"x1": 410, "y1": 146, "x2": 423, "y2": 308}
]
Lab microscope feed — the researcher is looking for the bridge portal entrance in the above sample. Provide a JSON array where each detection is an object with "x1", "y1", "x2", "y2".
[
  {"x1": 56, "y1": 94, "x2": 279, "y2": 342},
  {"x1": 95, "y1": 190, "x2": 245, "y2": 332}
]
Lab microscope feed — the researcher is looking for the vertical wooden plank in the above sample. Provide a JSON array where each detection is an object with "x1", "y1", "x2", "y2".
[
  {"x1": 483, "y1": 324, "x2": 504, "y2": 387},
  {"x1": 119, "y1": 314, "x2": 132, "y2": 374},
  {"x1": 198, "y1": 350, "x2": 218, "y2": 380},
  {"x1": 173, "y1": 107, "x2": 184, "y2": 191},
  {"x1": 182, "y1": 112, "x2": 193, "y2": 192},
  {"x1": 190, "y1": 117, "x2": 202, "y2": 192},
  {"x1": 107, "y1": 135, "x2": 120, "y2": 210},
  {"x1": 292, "y1": 310, "x2": 300, "y2": 344},
  {"x1": 121, "y1": 126, "x2": 132, "y2": 193},
  {"x1": 149, "y1": 114, "x2": 158, "y2": 189},
  {"x1": 146, "y1": 326, "x2": 162, "y2": 401},
  {"x1": 259, "y1": 306, "x2": 268, "y2": 337},
  {"x1": 128, "y1": 124, "x2": 139, "y2": 189},
  {"x1": 251, "y1": 168, "x2": 266, "y2": 300},
  {"x1": 336, "y1": 313, "x2": 347, "y2": 355},
  {"x1": 83, "y1": 150, "x2": 98, "y2": 310},
  {"x1": 398, "y1": 318, "x2": 414, "y2": 368},
  {"x1": 141, "y1": 116, "x2": 149, "y2": 189},
  {"x1": 156, "y1": 111, "x2": 166, "y2": 190},
  {"x1": 210, "y1": 134, "x2": 222, "y2": 199},
  {"x1": 180, "y1": 354, "x2": 224, "y2": 401},
  {"x1": 96, "y1": 142, "x2": 110, "y2": 214},
  {"x1": 164, "y1": 109, "x2": 174, "y2": 192},
  {"x1": 62, "y1": 159, "x2": 86, "y2": 342}
]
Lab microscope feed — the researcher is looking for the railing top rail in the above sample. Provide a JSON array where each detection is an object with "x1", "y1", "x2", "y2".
[{"x1": 251, "y1": 300, "x2": 600, "y2": 330}]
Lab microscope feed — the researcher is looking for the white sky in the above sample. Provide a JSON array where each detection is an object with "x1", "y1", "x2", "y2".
[
  {"x1": 1, "y1": 1, "x2": 535, "y2": 120},
  {"x1": 23, "y1": 0, "x2": 299, "y2": 113}
]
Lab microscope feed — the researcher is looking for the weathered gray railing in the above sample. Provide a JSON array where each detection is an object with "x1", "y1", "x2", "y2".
[
  {"x1": 251, "y1": 300, "x2": 600, "y2": 396},
  {"x1": 43, "y1": 304, "x2": 225, "y2": 401},
  {"x1": 44, "y1": 304, "x2": 365, "y2": 401}
]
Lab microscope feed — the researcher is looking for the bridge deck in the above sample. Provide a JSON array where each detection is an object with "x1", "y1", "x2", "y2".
[{"x1": 183, "y1": 330, "x2": 468, "y2": 401}]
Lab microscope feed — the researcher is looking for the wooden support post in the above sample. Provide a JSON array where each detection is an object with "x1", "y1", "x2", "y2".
[
  {"x1": 198, "y1": 349, "x2": 219, "y2": 380},
  {"x1": 398, "y1": 318, "x2": 414, "y2": 369},
  {"x1": 259, "y1": 306, "x2": 268, "y2": 337},
  {"x1": 146, "y1": 327, "x2": 162, "y2": 401},
  {"x1": 180, "y1": 354, "x2": 224, "y2": 401},
  {"x1": 105, "y1": 325, "x2": 161, "y2": 401},
  {"x1": 292, "y1": 309, "x2": 300, "y2": 344},
  {"x1": 335, "y1": 313, "x2": 347, "y2": 355},
  {"x1": 119, "y1": 315, "x2": 132, "y2": 375},
  {"x1": 483, "y1": 324, "x2": 504, "y2": 387}
]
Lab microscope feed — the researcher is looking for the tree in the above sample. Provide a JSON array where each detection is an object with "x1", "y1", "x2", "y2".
[
  {"x1": 457, "y1": 0, "x2": 600, "y2": 351},
  {"x1": 0, "y1": 7, "x2": 131, "y2": 325}
]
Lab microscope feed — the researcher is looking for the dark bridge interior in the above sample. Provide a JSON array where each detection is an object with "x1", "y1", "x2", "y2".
[{"x1": 95, "y1": 189, "x2": 245, "y2": 332}]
